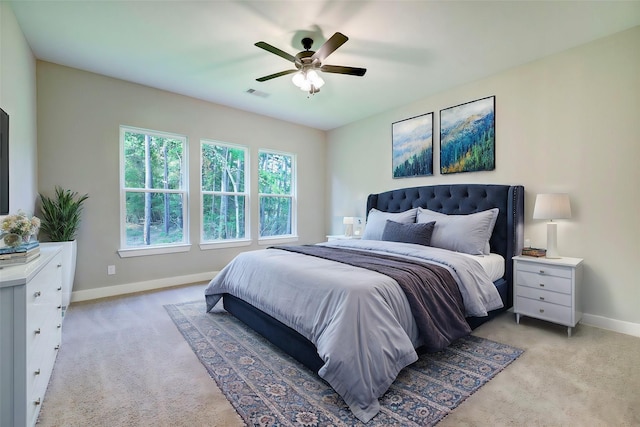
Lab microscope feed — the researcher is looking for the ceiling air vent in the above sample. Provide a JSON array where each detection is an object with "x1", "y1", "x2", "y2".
[{"x1": 246, "y1": 88, "x2": 269, "y2": 98}]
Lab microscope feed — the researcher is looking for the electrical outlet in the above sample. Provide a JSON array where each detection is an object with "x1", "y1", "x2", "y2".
[{"x1": 107, "y1": 265, "x2": 116, "y2": 275}]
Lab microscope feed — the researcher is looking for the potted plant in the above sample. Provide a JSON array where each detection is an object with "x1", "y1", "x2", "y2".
[{"x1": 39, "y1": 186, "x2": 89, "y2": 311}]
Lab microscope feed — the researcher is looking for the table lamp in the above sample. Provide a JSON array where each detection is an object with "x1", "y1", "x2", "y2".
[
  {"x1": 343, "y1": 216, "x2": 354, "y2": 237},
  {"x1": 532, "y1": 193, "x2": 571, "y2": 258}
]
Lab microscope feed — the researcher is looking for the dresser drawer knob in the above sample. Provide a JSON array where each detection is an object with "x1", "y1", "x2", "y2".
[
  {"x1": 57, "y1": 323, "x2": 62, "y2": 328},
  {"x1": 539, "y1": 309, "x2": 545, "y2": 313},
  {"x1": 539, "y1": 270, "x2": 545, "y2": 274},
  {"x1": 57, "y1": 263, "x2": 62, "y2": 268},
  {"x1": 34, "y1": 398, "x2": 41, "y2": 406},
  {"x1": 57, "y1": 286, "x2": 62, "y2": 291},
  {"x1": 34, "y1": 291, "x2": 41, "y2": 298},
  {"x1": 539, "y1": 296, "x2": 545, "y2": 301},
  {"x1": 539, "y1": 283, "x2": 545, "y2": 287},
  {"x1": 34, "y1": 328, "x2": 41, "y2": 335},
  {"x1": 34, "y1": 369, "x2": 41, "y2": 376},
  {"x1": 54, "y1": 344, "x2": 60, "y2": 350},
  {"x1": 58, "y1": 305, "x2": 62, "y2": 310}
]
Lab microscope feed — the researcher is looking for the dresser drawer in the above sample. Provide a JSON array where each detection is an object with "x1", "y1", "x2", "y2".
[
  {"x1": 516, "y1": 261, "x2": 573, "y2": 279},
  {"x1": 515, "y1": 296, "x2": 574, "y2": 326},
  {"x1": 516, "y1": 285, "x2": 572, "y2": 307},
  {"x1": 516, "y1": 270, "x2": 572, "y2": 294}
]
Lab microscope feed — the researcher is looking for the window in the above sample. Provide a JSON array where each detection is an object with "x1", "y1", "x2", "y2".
[
  {"x1": 201, "y1": 141, "x2": 249, "y2": 244},
  {"x1": 119, "y1": 126, "x2": 188, "y2": 256},
  {"x1": 258, "y1": 150, "x2": 296, "y2": 238}
]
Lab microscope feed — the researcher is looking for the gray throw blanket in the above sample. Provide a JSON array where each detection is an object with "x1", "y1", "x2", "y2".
[{"x1": 271, "y1": 245, "x2": 471, "y2": 352}]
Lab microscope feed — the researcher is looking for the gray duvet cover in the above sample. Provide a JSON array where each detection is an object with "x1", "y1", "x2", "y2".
[{"x1": 204, "y1": 239, "x2": 502, "y2": 422}]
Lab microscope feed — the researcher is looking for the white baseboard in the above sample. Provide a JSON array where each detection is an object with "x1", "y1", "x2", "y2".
[
  {"x1": 70, "y1": 271, "x2": 218, "y2": 303},
  {"x1": 581, "y1": 313, "x2": 640, "y2": 338}
]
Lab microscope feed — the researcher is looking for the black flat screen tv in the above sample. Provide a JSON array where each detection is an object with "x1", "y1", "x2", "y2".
[{"x1": 0, "y1": 108, "x2": 8, "y2": 215}]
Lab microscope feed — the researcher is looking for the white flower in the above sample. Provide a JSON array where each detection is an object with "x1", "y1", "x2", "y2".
[{"x1": 1, "y1": 210, "x2": 40, "y2": 237}]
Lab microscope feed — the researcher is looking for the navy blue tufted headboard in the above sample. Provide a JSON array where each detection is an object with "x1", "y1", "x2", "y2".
[{"x1": 366, "y1": 184, "x2": 524, "y2": 308}]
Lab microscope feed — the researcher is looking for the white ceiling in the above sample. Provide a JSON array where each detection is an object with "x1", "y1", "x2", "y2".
[{"x1": 10, "y1": 1, "x2": 640, "y2": 130}]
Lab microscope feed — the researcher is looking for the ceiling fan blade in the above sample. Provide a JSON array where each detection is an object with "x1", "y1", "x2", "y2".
[
  {"x1": 311, "y1": 32, "x2": 348, "y2": 62},
  {"x1": 256, "y1": 69, "x2": 298, "y2": 82},
  {"x1": 255, "y1": 41, "x2": 297, "y2": 63},
  {"x1": 320, "y1": 65, "x2": 367, "y2": 76}
]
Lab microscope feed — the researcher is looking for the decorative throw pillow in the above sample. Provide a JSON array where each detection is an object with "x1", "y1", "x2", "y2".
[
  {"x1": 416, "y1": 207, "x2": 499, "y2": 255},
  {"x1": 362, "y1": 208, "x2": 418, "y2": 241},
  {"x1": 381, "y1": 220, "x2": 436, "y2": 247}
]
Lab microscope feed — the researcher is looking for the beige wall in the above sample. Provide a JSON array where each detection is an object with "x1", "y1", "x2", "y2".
[
  {"x1": 326, "y1": 26, "x2": 640, "y2": 328},
  {"x1": 0, "y1": 3, "x2": 38, "y2": 214},
  {"x1": 36, "y1": 62, "x2": 325, "y2": 294}
]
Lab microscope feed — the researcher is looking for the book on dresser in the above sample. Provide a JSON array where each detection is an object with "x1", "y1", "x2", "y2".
[{"x1": 0, "y1": 241, "x2": 41, "y2": 265}]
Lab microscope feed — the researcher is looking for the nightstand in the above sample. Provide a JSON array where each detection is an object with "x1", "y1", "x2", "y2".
[
  {"x1": 326, "y1": 235, "x2": 362, "y2": 242},
  {"x1": 513, "y1": 255, "x2": 584, "y2": 337}
]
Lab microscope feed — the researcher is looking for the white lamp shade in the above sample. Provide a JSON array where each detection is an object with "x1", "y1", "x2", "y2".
[
  {"x1": 343, "y1": 217, "x2": 354, "y2": 225},
  {"x1": 533, "y1": 193, "x2": 571, "y2": 220}
]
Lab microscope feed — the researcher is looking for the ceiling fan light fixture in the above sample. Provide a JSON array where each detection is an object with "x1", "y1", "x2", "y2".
[{"x1": 292, "y1": 70, "x2": 325, "y2": 93}]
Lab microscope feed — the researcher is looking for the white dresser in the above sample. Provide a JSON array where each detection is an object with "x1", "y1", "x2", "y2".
[
  {"x1": 0, "y1": 245, "x2": 63, "y2": 427},
  {"x1": 513, "y1": 255, "x2": 584, "y2": 337}
]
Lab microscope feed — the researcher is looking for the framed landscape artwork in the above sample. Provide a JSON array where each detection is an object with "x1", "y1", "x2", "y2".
[
  {"x1": 440, "y1": 96, "x2": 495, "y2": 174},
  {"x1": 392, "y1": 112, "x2": 433, "y2": 178}
]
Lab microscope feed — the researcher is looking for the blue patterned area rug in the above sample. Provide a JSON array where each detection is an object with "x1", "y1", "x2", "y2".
[{"x1": 165, "y1": 300, "x2": 523, "y2": 426}]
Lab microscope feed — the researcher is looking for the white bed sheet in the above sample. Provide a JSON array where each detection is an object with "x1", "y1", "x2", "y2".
[{"x1": 459, "y1": 252, "x2": 505, "y2": 282}]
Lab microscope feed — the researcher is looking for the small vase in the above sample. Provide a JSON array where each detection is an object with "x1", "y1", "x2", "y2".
[
  {"x1": 22, "y1": 234, "x2": 32, "y2": 244},
  {"x1": 3, "y1": 233, "x2": 22, "y2": 247}
]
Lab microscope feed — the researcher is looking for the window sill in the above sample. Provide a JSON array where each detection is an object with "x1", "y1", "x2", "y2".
[
  {"x1": 258, "y1": 235, "x2": 299, "y2": 246},
  {"x1": 199, "y1": 239, "x2": 252, "y2": 251},
  {"x1": 118, "y1": 244, "x2": 192, "y2": 258}
]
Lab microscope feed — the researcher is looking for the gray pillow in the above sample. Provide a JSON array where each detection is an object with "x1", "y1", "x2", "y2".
[
  {"x1": 416, "y1": 207, "x2": 499, "y2": 255},
  {"x1": 362, "y1": 208, "x2": 417, "y2": 240},
  {"x1": 381, "y1": 220, "x2": 435, "y2": 247}
]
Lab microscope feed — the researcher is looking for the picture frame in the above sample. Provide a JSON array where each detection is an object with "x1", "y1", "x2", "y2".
[
  {"x1": 439, "y1": 96, "x2": 495, "y2": 174},
  {"x1": 392, "y1": 112, "x2": 433, "y2": 178}
]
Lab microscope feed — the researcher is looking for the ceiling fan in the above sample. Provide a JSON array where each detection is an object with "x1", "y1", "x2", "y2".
[{"x1": 255, "y1": 32, "x2": 366, "y2": 95}]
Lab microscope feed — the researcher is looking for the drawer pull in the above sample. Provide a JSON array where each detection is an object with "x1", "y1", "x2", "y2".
[
  {"x1": 54, "y1": 344, "x2": 60, "y2": 350},
  {"x1": 34, "y1": 369, "x2": 41, "y2": 376},
  {"x1": 58, "y1": 305, "x2": 62, "y2": 310},
  {"x1": 34, "y1": 328, "x2": 41, "y2": 335},
  {"x1": 539, "y1": 283, "x2": 545, "y2": 287},
  {"x1": 34, "y1": 291, "x2": 42, "y2": 298},
  {"x1": 539, "y1": 296, "x2": 545, "y2": 301},
  {"x1": 57, "y1": 263, "x2": 62, "y2": 268},
  {"x1": 57, "y1": 323, "x2": 62, "y2": 328},
  {"x1": 539, "y1": 270, "x2": 545, "y2": 274},
  {"x1": 539, "y1": 309, "x2": 545, "y2": 313},
  {"x1": 34, "y1": 398, "x2": 41, "y2": 406},
  {"x1": 57, "y1": 286, "x2": 62, "y2": 291}
]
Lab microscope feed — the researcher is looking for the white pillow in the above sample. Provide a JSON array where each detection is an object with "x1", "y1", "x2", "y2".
[
  {"x1": 362, "y1": 208, "x2": 417, "y2": 241},
  {"x1": 416, "y1": 207, "x2": 499, "y2": 255}
]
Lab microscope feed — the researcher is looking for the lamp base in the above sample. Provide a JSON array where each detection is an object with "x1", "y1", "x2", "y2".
[{"x1": 545, "y1": 222, "x2": 561, "y2": 258}]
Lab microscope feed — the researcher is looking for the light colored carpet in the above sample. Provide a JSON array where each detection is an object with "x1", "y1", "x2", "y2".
[{"x1": 38, "y1": 283, "x2": 640, "y2": 426}]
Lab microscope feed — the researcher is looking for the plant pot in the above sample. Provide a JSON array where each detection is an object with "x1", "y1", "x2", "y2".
[{"x1": 59, "y1": 240, "x2": 77, "y2": 311}]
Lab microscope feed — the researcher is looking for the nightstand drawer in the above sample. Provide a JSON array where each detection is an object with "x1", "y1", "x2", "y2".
[
  {"x1": 516, "y1": 261, "x2": 573, "y2": 279},
  {"x1": 516, "y1": 286, "x2": 572, "y2": 307},
  {"x1": 516, "y1": 270, "x2": 572, "y2": 294},
  {"x1": 515, "y1": 296, "x2": 573, "y2": 326}
]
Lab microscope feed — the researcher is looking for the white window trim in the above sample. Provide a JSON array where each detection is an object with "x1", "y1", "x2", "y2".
[
  {"x1": 257, "y1": 149, "x2": 297, "y2": 240},
  {"x1": 119, "y1": 125, "x2": 189, "y2": 256},
  {"x1": 200, "y1": 139, "x2": 250, "y2": 245}
]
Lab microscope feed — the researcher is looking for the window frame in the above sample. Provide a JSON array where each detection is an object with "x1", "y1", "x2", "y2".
[
  {"x1": 199, "y1": 139, "x2": 251, "y2": 250},
  {"x1": 118, "y1": 125, "x2": 190, "y2": 258},
  {"x1": 257, "y1": 149, "x2": 298, "y2": 244}
]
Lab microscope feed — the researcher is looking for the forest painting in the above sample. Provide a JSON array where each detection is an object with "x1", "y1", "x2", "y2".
[
  {"x1": 392, "y1": 112, "x2": 433, "y2": 178},
  {"x1": 440, "y1": 96, "x2": 495, "y2": 174}
]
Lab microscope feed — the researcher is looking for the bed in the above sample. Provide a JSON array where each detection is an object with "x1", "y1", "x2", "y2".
[{"x1": 205, "y1": 183, "x2": 524, "y2": 422}]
